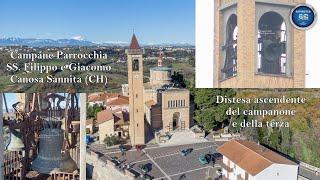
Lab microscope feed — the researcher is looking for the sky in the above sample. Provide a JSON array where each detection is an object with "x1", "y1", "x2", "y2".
[
  {"x1": 2, "y1": 93, "x2": 79, "y2": 111},
  {"x1": 0, "y1": 0, "x2": 195, "y2": 44},
  {"x1": 2, "y1": 93, "x2": 16, "y2": 111}
]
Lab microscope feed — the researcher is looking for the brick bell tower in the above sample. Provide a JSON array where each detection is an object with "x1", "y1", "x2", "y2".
[
  {"x1": 214, "y1": 0, "x2": 306, "y2": 88},
  {"x1": 126, "y1": 34, "x2": 145, "y2": 145}
]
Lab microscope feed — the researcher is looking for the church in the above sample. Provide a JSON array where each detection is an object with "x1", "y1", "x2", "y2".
[{"x1": 123, "y1": 34, "x2": 192, "y2": 145}]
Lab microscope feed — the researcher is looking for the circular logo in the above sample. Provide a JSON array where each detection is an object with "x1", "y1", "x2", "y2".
[{"x1": 291, "y1": 4, "x2": 317, "y2": 30}]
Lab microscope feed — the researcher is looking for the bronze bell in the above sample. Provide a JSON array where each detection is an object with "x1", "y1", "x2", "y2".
[
  {"x1": 31, "y1": 128, "x2": 65, "y2": 174},
  {"x1": 59, "y1": 151, "x2": 78, "y2": 173},
  {"x1": 6, "y1": 129, "x2": 25, "y2": 151}
]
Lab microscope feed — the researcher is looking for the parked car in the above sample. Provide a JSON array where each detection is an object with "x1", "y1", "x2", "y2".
[
  {"x1": 180, "y1": 148, "x2": 193, "y2": 156},
  {"x1": 140, "y1": 164, "x2": 151, "y2": 174},
  {"x1": 199, "y1": 154, "x2": 213, "y2": 165},
  {"x1": 212, "y1": 152, "x2": 223, "y2": 160}
]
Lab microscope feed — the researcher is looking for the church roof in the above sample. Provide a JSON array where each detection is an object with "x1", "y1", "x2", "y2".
[
  {"x1": 129, "y1": 34, "x2": 140, "y2": 49},
  {"x1": 150, "y1": 66, "x2": 172, "y2": 71}
]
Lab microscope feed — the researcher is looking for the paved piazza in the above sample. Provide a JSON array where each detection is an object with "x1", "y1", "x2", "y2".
[{"x1": 87, "y1": 142, "x2": 222, "y2": 180}]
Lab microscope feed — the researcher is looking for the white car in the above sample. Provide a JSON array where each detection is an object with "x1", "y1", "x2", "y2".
[{"x1": 216, "y1": 169, "x2": 222, "y2": 176}]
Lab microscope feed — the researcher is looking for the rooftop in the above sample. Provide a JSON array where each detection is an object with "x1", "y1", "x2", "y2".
[
  {"x1": 129, "y1": 34, "x2": 140, "y2": 50},
  {"x1": 96, "y1": 109, "x2": 114, "y2": 125},
  {"x1": 86, "y1": 118, "x2": 94, "y2": 126},
  {"x1": 107, "y1": 95, "x2": 129, "y2": 106},
  {"x1": 217, "y1": 139, "x2": 297, "y2": 176},
  {"x1": 150, "y1": 66, "x2": 172, "y2": 71},
  {"x1": 88, "y1": 92, "x2": 120, "y2": 102},
  {"x1": 162, "y1": 88, "x2": 189, "y2": 93}
]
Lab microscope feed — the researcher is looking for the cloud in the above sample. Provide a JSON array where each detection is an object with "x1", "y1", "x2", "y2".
[{"x1": 72, "y1": 35, "x2": 86, "y2": 40}]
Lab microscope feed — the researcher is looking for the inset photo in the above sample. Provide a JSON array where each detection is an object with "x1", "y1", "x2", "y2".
[
  {"x1": 196, "y1": 0, "x2": 320, "y2": 88},
  {"x1": 2, "y1": 93, "x2": 80, "y2": 179}
]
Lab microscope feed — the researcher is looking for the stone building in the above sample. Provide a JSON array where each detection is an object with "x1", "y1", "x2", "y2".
[
  {"x1": 214, "y1": 0, "x2": 306, "y2": 88},
  {"x1": 123, "y1": 34, "x2": 192, "y2": 145},
  {"x1": 86, "y1": 93, "x2": 129, "y2": 142},
  {"x1": 96, "y1": 109, "x2": 129, "y2": 144}
]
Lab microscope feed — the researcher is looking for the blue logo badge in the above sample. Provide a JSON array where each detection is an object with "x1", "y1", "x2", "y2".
[{"x1": 291, "y1": 4, "x2": 317, "y2": 30}]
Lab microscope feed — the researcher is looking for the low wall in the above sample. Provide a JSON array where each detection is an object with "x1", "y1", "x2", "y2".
[{"x1": 86, "y1": 151, "x2": 136, "y2": 180}]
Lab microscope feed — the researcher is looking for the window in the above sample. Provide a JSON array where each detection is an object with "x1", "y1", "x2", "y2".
[
  {"x1": 132, "y1": 59, "x2": 139, "y2": 71},
  {"x1": 257, "y1": 11, "x2": 287, "y2": 75},
  {"x1": 222, "y1": 14, "x2": 238, "y2": 79}
]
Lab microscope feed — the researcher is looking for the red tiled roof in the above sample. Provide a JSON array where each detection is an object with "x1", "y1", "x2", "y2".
[
  {"x1": 96, "y1": 109, "x2": 114, "y2": 125},
  {"x1": 88, "y1": 92, "x2": 122, "y2": 102},
  {"x1": 88, "y1": 93, "x2": 106, "y2": 102},
  {"x1": 129, "y1": 34, "x2": 140, "y2": 49},
  {"x1": 86, "y1": 118, "x2": 94, "y2": 125},
  {"x1": 107, "y1": 96, "x2": 129, "y2": 106},
  {"x1": 217, "y1": 139, "x2": 296, "y2": 176}
]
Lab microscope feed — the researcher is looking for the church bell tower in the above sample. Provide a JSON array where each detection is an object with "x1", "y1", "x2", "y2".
[
  {"x1": 126, "y1": 34, "x2": 145, "y2": 145},
  {"x1": 214, "y1": 0, "x2": 306, "y2": 88}
]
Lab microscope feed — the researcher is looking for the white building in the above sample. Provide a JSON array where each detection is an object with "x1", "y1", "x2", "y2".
[{"x1": 217, "y1": 139, "x2": 298, "y2": 180}]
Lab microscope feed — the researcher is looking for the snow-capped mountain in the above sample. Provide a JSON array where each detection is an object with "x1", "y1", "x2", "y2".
[
  {"x1": 0, "y1": 37, "x2": 194, "y2": 47},
  {"x1": 0, "y1": 37, "x2": 96, "y2": 47}
]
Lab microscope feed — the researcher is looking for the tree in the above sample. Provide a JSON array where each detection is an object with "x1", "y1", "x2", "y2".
[
  {"x1": 104, "y1": 135, "x2": 120, "y2": 146},
  {"x1": 193, "y1": 89, "x2": 238, "y2": 131},
  {"x1": 171, "y1": 72, "x2": 186, "y2": 88},
  {"x1": 87, "y1": 103, "x2": 103, "y2": 119}
]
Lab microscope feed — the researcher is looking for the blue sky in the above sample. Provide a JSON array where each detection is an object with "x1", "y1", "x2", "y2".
[
  {"x1": 2, "y1": 93, "x2": 79, "y2": 111},
  {"x1": 2, "y1": 93, "x2": 16, "y2": 111},
  {"x1": 0, "y1": 0, "x2": 195, "y2": 44}
]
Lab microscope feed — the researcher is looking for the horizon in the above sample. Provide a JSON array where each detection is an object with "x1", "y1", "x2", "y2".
[
  {"x1": 0, "y1": 36, "x2": 195, "y2": 46},
  {"x1": 0, "y1": 0, "x2": 195, "y2": 44}
]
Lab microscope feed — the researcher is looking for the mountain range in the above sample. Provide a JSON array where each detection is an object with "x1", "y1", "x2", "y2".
[
  {"x1": 0, "y1": 38, "x2": 95, "y2": 47},
  {"x1": 0, "y1": 38, "x2": 193, "y2": 47}
]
